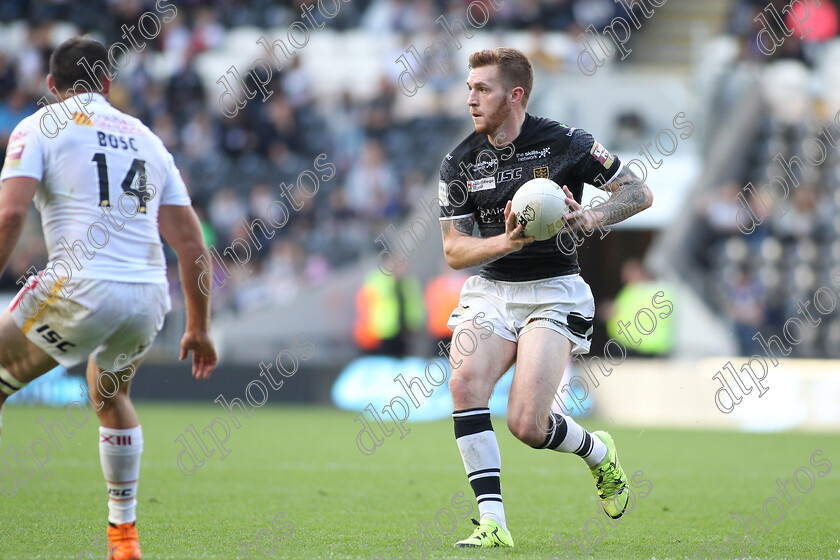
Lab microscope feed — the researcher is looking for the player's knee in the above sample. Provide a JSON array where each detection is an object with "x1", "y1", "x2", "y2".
[
  {"x1": 448, "y1": 368, "x2": 480, "y2": 402},
  {"x1": 92, "y1": 389, "x2": 128, "y2": 414},
  {"x1": 507, "y1": 412, "x2": 544, "y2": 447}
]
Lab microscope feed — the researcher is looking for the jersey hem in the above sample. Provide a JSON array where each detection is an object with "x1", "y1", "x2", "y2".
[
  {"x1": 0, "y1": 170, "x2": 43, "y2": 183},
  {"x1": 600, "y1": 160, "x2": 625, "y2": 187},
  {"x1": 69, "y1": 273, "x2": 169, "y2": 285},
  {"x1": 478, "y1": 267, "x2": 582, "y2": 283}
]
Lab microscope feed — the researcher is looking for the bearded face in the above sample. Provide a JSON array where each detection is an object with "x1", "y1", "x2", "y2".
[
  {"x1": 467, "y1": 65, "x2": 513, "y2": 137},
  {"x1": 473, "y1": 93, "x2": 511, "y2": 136}
]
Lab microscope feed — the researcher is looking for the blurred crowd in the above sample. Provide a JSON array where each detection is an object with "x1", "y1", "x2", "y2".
[
  {"x1": 685, "y1": 2, "x2": 840, "y2": 358},
  {"x1": 728, "y1": 0, "x2": 840, "y2": 64},
  {"x1": 2, "y1": 0, "x2": 627, "y2": 36},
  {"x1": 0, "y1": 0, "x2": 622, "y2": 317},
  {"x1": 693, "y1": 97, "x2": 840, "y2": 357}
]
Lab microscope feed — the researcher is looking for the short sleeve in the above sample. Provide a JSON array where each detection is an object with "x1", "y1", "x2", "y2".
[
  {"x1": 0, "y1": 118, "x2": 45, "y2": 183},
  {"x1": 569, "y1": 129, "x2": 623, "y2": 188},
  {"x1": 439, "y1": 155, "x2": 476, "y2": 220},
  {"x1": 159, "y1": 151, "x2": 191, "y2": 206}
]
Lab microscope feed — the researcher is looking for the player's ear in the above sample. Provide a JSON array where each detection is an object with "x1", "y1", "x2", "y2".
[
  {"x1": 100, "y1": 75, "x2": 111, "y2": 96},
  {"x1": 510, "y1": 86, "x2": 525, "y2": 106},
  {"x1": 46, "y1": 74, "x2": 57, "y2": 98}
]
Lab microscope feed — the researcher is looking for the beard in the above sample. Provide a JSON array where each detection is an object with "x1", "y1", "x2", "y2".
[{"x1": 473, "y1": 97, "x2": 511, "y2": 136}]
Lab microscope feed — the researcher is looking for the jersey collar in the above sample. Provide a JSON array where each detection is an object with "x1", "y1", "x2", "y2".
[{"x1": 79, "y1": 92, "x2": 108, "y2": 105}]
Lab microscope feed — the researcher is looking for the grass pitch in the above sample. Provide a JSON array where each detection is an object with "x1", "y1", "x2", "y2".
[{"x1": 0, "y1": 404, "x2": 837, "y2": 559}]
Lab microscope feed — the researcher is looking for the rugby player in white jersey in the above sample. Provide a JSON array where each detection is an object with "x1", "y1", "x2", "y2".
[
  {"x1": 438, "y1": 48, "x2": 653, "y2": 547},
  {"x1": 0, "y1": 37, "x2": 217, "y2": 559}
]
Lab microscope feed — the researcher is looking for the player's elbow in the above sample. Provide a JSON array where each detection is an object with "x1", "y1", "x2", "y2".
[
  {"x1": 442, "y1": 244, "x2": 466, "y2": 270},
  {"x1": 170, "y1": 234, "x2": 207, "y2": 263},
  {"x1": 0, "y1": 206, "x2": 27, "y2": 229},
  {"x1": 640, "y1": 185, "x2": 653, "y2": 210},
  {"x1": 178, "y1": 239, "x2": 208, "y2": 261}
]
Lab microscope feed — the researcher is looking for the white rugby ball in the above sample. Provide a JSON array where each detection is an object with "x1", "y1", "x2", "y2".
[{"x1": 510, "y1": 178, "x2": 569, "y2": 241}]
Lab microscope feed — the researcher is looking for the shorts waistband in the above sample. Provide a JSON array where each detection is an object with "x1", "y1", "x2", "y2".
[{"x1": 476, "y1": 273, "x2": 581, "y2": 285}]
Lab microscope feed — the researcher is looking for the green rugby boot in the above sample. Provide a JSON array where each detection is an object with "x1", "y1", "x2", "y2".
[
  {"x1": 590, "y1": 431, "x2": 630, "y2": 519},
  {"x1": 454, "y1": 518, "x2": 514, "y2": 548}
]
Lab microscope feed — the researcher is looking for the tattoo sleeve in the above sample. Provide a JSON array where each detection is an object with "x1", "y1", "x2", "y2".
[
  {"x1": 440, "y1": 215, "x2": 475, "y2": 238},
  {"x1": 452, "y1": 216, "x2": 475, "y2": 235},
  {"x1": 591, "y1": 167, "x2": 652, "y2": 226}
]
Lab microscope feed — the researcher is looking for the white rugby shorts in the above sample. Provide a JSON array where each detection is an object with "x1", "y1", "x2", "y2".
[
  {"x1": 9, "y1": 272, "x2": 170, "y2": 370},
  {"x1": 447, "y1": 274, "x2": 595, "y2": 354}
]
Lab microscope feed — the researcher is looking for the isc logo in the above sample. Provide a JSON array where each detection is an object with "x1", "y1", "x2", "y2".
[
  {"x1": 34, "y1": 324, "x2": 76, "y2": 352},
  {"x1": 497, "y1": 168, "x2": 522, "y2": 182}
]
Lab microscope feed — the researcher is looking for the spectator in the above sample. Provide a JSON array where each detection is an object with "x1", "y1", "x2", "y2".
[
  {"x1": 344, "y1": 139, "x2": 398, "y2": 220},
  {"x1": 353, "y1": 257, "x2": 425, "y2": 357}
]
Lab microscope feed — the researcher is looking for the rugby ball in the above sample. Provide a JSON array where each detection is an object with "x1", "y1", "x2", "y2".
[{"x1": 510, "y1": 178, "x2": 569, "y2": 241}]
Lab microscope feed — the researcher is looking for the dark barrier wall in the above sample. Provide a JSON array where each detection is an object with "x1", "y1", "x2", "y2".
[{"x1": 68, "y1": 363, "x2": 336, "y2": 404}]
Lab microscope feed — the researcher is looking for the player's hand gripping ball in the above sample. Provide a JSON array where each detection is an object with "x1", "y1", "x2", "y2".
[{"x1": 510, "y1": 178, "x2": 570, "y2": 241}]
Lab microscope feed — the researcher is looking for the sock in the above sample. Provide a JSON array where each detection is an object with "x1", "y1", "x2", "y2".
[
  {"x1": 0, "y1": 364, "x2": 26, "y2": 448},
  {"x1": 453, "y1": 408, "x2": 506, "y2": 531},
  {"x1": 537, "y1": 413, "x2": 607, "y2": 468},
  {"x1": 0, "y1": 365, "x2": 25, "y2": 398},
  {"x1": 99, "y1": 425, "x2": 143, "y2": 525}
]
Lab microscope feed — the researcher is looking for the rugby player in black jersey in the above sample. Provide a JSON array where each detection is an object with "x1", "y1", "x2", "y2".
[{"x1": 438, "y1": 47, "x2": 652, "y2": 548}]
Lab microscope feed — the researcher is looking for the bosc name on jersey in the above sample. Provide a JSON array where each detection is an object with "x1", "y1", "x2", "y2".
[{"x1": 13, "y1": 178, "x2": 158, "y2": 320}]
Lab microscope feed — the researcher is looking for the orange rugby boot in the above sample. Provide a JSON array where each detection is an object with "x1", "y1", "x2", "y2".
[{"x1": 107, "y1": 521, "x2": 142, "y2": 560}]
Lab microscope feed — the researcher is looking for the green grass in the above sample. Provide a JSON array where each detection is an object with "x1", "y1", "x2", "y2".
[{"x1": 0, "y1": 404, "x2": 837, "y2": 559}]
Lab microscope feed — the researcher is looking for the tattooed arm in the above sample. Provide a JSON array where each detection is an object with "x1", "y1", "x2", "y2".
[
  {"x1": 440, "y1": 201, "x2": 535, "y2": 270},
  {"x1": 561, "y1": 166, "x2": 653, "y2": 232}
]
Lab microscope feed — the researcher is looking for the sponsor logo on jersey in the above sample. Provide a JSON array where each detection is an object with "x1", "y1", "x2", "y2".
[
  {"x1": 478, "y1": 206, "x2": 504, "y2": 223},
  {"x1": 467, "y1": 176, "x2": 496, "y2": 192},
  {"x1": 497, "y1": 167, "x2": 522, "y2": 182},
  {"x1": 4, "y1": 131, "x2": 27, "y2": 167},
  {"x1": 93, "y1": 115, "x2": 146, "y2": 136},
  {"x1": 590, "y1": 141, "x2": 615, "y2": 169},
  {"x1": 533, "y1": 166, "x2": 549, "y2": 179},
  {"x1": 516, "y1": 147, "x2": 551, "y2": 162},
  {"x1": 4, "y1": 144, "x2": 24, "y2": 167},
  {"x1": 438, "y1": 180, "x2": 449, "y2": 206},
  {"x1": 73, "y1": 112, "x2": 93, "y2": 126},
  {"x1": 8, "y1": 130, "x2": 26, "y2": 144},
  {"x1": 469, "y1": 158, "x2": 499, "y2": 175}
]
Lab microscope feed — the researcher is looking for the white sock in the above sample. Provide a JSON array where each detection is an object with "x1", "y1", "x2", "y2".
[
  {"x1": 99, "y1": 425, "x2": 143, "y2": 524},
  {"x1": 539, "y1": 414, "x2": 607, "y2": 467},
  {"x1": 453, "y1": 408, "x2": 507, "y2": 531}
]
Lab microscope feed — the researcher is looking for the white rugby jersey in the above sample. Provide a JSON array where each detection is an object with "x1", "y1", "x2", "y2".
[{"x1": 0, "y1": 93, "x2": 191, "y2": 283}]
